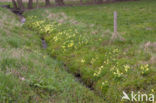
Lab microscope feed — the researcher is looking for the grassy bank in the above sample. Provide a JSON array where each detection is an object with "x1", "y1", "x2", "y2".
[
  {"x1": 24, "y1": 0, "x2": 156, "y2": 102},
  {"x1": 0, "y1": 7, "x2": 104, "y2": 103}
]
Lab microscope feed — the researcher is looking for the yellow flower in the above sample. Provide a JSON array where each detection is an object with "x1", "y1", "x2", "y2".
[
  {"x1": 81, "y1": 59, "x2": 85, "y2": 63},
  {"x1": 113, "y1": 69, "x2": 123, "y2": 77},
  {"x1": 124, "y1": 65, "x2": 130, "y2": 72},
  {"x1": 93, "y1": 73, "x2": 97, "y2": 76},
  {"x1": 113, "y1": 48, "x2": 119, "y2": 53},
  {"x1": 62, "y1": 46, "x2": 66, "y2": 49},
  {"x1": 110, "y1": 66, "x2": 115, "y2": 71},
  {"x1": 44, "y1": 24, "x2": 52, "y2": 33},
  {"x1": 140, "y1": 64, "x2": 150, "y2": 74},
  {"x1": 93, "y1": 66, "x2": 103, "y2": 77},
  {"x1": 43, "y1": 56, "x2": 46, "y2": 59},
  {"x1": 91, "y1": 58, "x2": 96, "y2": 64},
  {"x1": 101, "y1": 81, "x2": 108, "y2": 89},
  {"x1": 104, "y1": 59, "x2": 109, "y2": 64},
  {"x1": 151, "y1": 89, "x2": 155, "y2": 93},
  {"x1": 100, "y1": 66, "x2": 104, "y2": 68},
  {"x1": 68, "y1": 42, "x2": 74, "y2": 48},
  {"x1": 53, "y1": 36, "x2": 58, "y2": 41},
  {"x1": 102, "y1": 81, "x2": 108, "y2": 85}
]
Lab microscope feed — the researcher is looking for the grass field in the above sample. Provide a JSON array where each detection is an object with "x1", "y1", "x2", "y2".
[
  {"x1": 24, "y1": 0, "x2": 156, "y2": 102},
  {"x1": 0, "y1": 6, "x2": 105, "y2": 103}
]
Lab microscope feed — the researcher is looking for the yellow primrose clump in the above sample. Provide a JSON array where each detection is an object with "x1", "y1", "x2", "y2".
[
  {"x1": 113, "y1": 69, "x2": 123, "y2": 78},
  {"x1": 101, "y1": 81, "x2": 108, "y2": 89},
  {"x1": 124, "y1": 64, "x2": 130, "y2": 72},
  {"x1": 113, "y1": 48, "x2": 119, "y2": 53},
  {"x1": 104, "y1": 59, "x2": 109, "y2": 65},
  {"x1": 53, "y1": 36, "x2": 58, "y2": 41},
  {"x1": 93, "y1": 66, "x2": 104, "y2": 77},
  {"x1": 151, "y1": 89, "x2": 155, "y2": 93},
  {"x1": 81, "y1": 59, "x2": 85, "y2": 63},
  {"x1": 44, "y1": 24, "x2": 52, "y2": 33},
  {"x1": 91, "y1": 58, "x2": 96, "y2": 64},
  {"x1": 102, "y1": 81, "x2": 108, "y2": 86},
  {"x1": 140, "y1": 64, "x2": 150, "y2": 74},
  {"x1": 68, "y1": 41, "x2": 74, "y2": 48}
]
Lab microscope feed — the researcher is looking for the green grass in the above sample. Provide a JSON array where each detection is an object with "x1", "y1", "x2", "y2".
[
  {"x1": 24, "y1": 0, "x2": 156, "y2": 102},
  {"x1": 0, "y1": 7, "x2": 104, "y2": 103}
]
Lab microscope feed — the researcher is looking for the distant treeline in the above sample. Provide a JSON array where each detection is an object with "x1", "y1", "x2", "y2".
[{"x1": 11, "y1": 0, "x2": 134, "y2": 10}]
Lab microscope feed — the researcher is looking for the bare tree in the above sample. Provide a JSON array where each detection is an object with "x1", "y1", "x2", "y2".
[
  {"x1": 16, "y1": 0, "x2": 25, "y2": 10},
  {"x1": 45, "y1": 0, "x2": 51, "y2": 6},
  {"x1": 28, "y1": 0, "x2": 33, "y2": 9},
  {"x1": 12, "y1": 0, "x2": 18, "y2": 9},
  {"x1": 80, "y1": 0, "x2": 83, "y2": 4},
  {"x1": 94, "y1": 0, "x2": 96, "y2": 3},
  {"x1": 55, "y1": 0, "x2": 64, "y2": 6},
  {"x1": 36, "y1": 0, "x2": 39, "y2": 8},
  {"x1": 96, "y1": 0, "x2": 103, "y2": 4}
]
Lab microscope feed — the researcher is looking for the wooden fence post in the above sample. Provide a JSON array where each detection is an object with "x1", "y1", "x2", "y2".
[
  {"x1": 110, "y1": 11, "x2": 124, "y2": 43},
  {"x1": 114, "y1": 11, "x2": 117, "y2": 36}
]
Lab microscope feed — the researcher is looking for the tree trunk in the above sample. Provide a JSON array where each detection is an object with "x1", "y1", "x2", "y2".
[
  {"x1": 55, "y1": 0, "x2": 64, "y2": 6},
  {"x1": 28, "y1": 0, "x2": 33, "y2": 9},
  {"x1": 96, "y1": 0, "x2": 103, "y2": 4},
  {"x1": 94, "y1": 0, "x2": 96, "y2": 3},
  {"x1": 36, "y1": 0, "x2": 39, "y2": 8},
  {"x1": 16, "y1": 0, "x2": 24, "y2": 10},
  {"x1": 80, "y1": 0, "x2": 83, "y2": 4},
  {"x1": 45, "y1": 0, "x2": 50, "y2": 6},
  {"x1": 12, "y1": 0, "x2": 18, "y2": 9}
]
